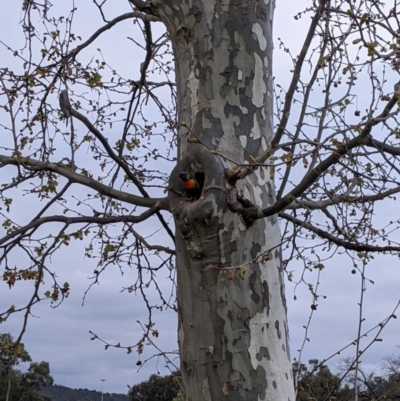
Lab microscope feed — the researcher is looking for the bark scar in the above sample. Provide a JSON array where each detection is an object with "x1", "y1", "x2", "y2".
[{"x1": 225, "y1": 169, "x2": 257, "y2": 226}]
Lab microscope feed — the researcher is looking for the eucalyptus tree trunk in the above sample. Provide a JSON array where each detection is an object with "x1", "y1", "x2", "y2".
[
  {"x1": 159, "y1": 1, "x2": 295, "y2": 400},
  {"x1": 6, "y1": 374, "x2": 11, "y2": 401}
]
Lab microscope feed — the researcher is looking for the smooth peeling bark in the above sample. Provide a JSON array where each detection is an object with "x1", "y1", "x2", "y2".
[{"x1": 163, "y1": 1, "x2": 295, "y2": 400}]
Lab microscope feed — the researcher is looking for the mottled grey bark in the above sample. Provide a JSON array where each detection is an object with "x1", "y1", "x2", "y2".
[{"x1": 161, "y1": 1, "x2": 295, "y2": 399}]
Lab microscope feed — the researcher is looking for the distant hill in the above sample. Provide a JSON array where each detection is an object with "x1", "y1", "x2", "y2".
[{"x1": 40, "y1": 384, "x2": 129, "y2": 401}]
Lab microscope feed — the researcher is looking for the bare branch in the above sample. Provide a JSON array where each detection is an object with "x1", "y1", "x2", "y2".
[
  {"x1": 287, "y1": 183, "x2": 400, "y2": 210},
  {"x1": 246, "y1": 94, "x2": 398, "y2": 220},
  {"x1": 0, "y1": 154, "x2": 168, "y2": 209},
  {"x1": 70, "y1": 100, "x2": 175, "y2": 242},
  {"x1": 267, "y1": 0, "x2": 328, "y2": 157},
  {"x1": 128, "y1": 227, "x2": 175, "y2": 255},
  {"x1": 279, "y1": 212, "x2": 400, "y2": 253},
  {"x1": 66, "y1": 12, "x2": 160, "y2": 60},
  {"x1": 0, "y1": 209, "x2": 159, "y2": 246}
]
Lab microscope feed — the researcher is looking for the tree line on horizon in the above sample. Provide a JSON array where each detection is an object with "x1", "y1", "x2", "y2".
[
  {"x1": 128, "y1": 355, "x2": 400, "y2": 401},
  {"x1": 2, "y1": 329, "x2": 400, "y2": 401},
  {"x1": 0, "y1": 331, "x2": 131, "y2": 401},
  {"x1": 40, "y1": 384, "x2": 129, "y2": 401}
]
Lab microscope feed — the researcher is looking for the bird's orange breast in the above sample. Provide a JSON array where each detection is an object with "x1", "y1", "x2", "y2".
[{"x1": 184, "y1": 179, "x2": 197, "y2": 189}]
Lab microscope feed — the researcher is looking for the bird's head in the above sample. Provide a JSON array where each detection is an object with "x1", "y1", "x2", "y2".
[{"x1": 178, "y1": 171, "x2": 190, "y2": 181}]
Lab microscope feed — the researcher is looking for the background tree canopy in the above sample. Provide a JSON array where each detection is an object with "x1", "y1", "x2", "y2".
[{"x1": 0, "y1": 333, "x2": 53, "y2": 401}]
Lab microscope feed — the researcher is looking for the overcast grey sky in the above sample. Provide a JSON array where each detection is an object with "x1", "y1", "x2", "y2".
[{"x1": 1, "y1": 0, "x2": 400, "y2": 396}]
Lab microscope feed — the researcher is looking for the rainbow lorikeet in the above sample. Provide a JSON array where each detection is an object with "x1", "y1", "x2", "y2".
[{"x1": 178, "y1": 171, "x2": 202, "y2": 200}]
